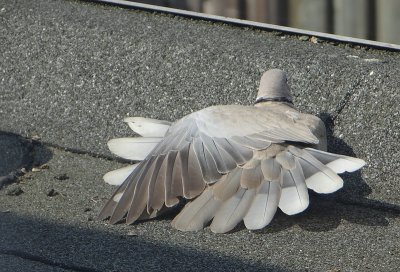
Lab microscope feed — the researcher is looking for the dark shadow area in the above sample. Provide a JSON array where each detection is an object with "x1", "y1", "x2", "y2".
[
  {"x1": 257, "y1": 194, "x2": 396, "y2": 234},
  {"x1": 231, "y1": 192, "x2": 399, "y2": 234},
  {"x1": 318, "y1": 113, "x2": 374, "y2": 202},
  {"x1": 0, "y1": 132, "x2": 52, "y2": 189},
  {"x1": 0, "y1": 213, "x2": 292, "y2": 272},
  {"x1": 317, "y1": 112, "x2": 373, "y2": 200}
]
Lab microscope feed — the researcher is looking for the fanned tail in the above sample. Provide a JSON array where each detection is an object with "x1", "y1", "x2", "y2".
[{"x1": 167, "y1": 146, "x2": 364, "y2": 233}]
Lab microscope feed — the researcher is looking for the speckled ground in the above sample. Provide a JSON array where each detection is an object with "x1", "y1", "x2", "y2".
[{"x1": 0, "y1": 0, "x2": 399, "y2": 271}]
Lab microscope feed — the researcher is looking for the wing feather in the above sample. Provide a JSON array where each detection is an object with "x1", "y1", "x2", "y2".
[
  {"x1": 146, "y1": 156, "x2": 165, "y2": 213},
  {"x1": 109, "y1": 161, "x2": 151, "y2": 224},
  {"x1": 126, "y1": 158, "x2": 158, "y2": 224},
  {"x1": 193, "y1": 137, "x2": 221, "y2": 182},
  {"x1": 200, "y1": 133, "x2": 234, "y2": 173},
  {"x1": 231, "y1": 136, "x2": 272, "y2": 150},
  {"x1": 185, "y1": 143, "x2": 206, "y2": 198},
  {"x1": 164, "y1": 151, "x2": 179, "y2": 207},
  {"x1": 213, "y1": 137, "x2": 253, "y2": 165}
]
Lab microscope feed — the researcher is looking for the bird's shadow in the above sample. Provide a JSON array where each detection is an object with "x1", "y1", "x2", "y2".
[{"x1": 0, "y1": 131, "x2": 52, "y2": 189}]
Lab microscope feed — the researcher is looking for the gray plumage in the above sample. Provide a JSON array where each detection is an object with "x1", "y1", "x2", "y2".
[{"x1": 100, "y1": 69, "x2": 365, "y2": 233}]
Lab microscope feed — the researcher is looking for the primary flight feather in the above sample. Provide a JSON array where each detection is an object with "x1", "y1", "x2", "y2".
[{"x1": 99, "y1": 69, "x2": 365, "y2": 233}]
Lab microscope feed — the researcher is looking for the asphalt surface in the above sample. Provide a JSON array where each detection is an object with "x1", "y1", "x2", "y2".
[{"x1": 1, "y1": 0, "x2": 400, "y2": 271}]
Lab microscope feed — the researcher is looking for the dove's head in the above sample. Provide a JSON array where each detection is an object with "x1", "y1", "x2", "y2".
[{"x1": 255, "y1": 69, "x2": 293, "y2": 106}]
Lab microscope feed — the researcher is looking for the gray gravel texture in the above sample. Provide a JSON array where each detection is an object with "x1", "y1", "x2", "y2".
[
  {"x1": 0, "y1": 0, "x2": 400, "y2": 271},
  {"x1": 1, "y1": 148, "x2": 399, "y2": 272},
  {"x1": 1, "y1": 0, "x2": 399, "y2": 205},
  {"x1": 0, "y1": 255, "x2": 70, "y2": 272}
]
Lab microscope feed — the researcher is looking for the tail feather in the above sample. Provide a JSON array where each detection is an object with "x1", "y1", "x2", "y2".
[
  {"x1": 240, "y1": 165, "x2": 263, "y2": 189},
  {"x1": 275, "y1": 151, "x2": 296, "y2": 170},
  {"x1": 304, "y1": 148, "x2": 366, "y2": 173},
  {"x1": 244, "y1": 180, "x2": 281, "y2": 230},
  {"x1": 210, "y1": 188, "x2": 255, "y2": 233},
  {"x1": 124, "y1": 117, "x2": 171, "y2": 137},
  {"x1": 278, "y1": 159, "x2": 309, "y2": 215},
  {"x1": 103, "y1": 164, "x2": 139, "y2": 186},
  {"x1": 288, "y1": 146, "x2": 343, "y2": 194},
  {"x1": 108, "y1": 137, "x2": 162, "y2": 160},
  {"x1": 260, "y1": 158, "x2": 281, "y2": 180},
  {"x1": 213, "y1": 169, "x2": 242, "y2": 201}
]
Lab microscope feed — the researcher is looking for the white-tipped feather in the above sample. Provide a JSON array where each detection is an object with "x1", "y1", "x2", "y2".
[
  {"x1": 288, "y1": 146, "x2": 344, "y2": 194},
  {"x1": 124, "y1": 117, "x2": 171, "y2": 125},
  {"x1": 107, "y1": 137, "x2": 162, "y2": 160},
  {"x1": 278, "y1": 160, "x2": 309, "y2": 215},
  {"x1": 305, "y1": 171, "x2": 343, "y2": 193},
  {"x1": 103, "y1": 164, "x2": 139, "y2": 186},
  {"x1": 304, "y1": 148, "x2": 366, "y2": 173},
  {"x1": 244, "y1": 181, "x2": 281, "y2": 230},
  {"x1": 210, "y1": 188, "x2": 255, "y2": 233},
  {"x1": 124, "y1": 117, "x2": 171, "y2": 137}
]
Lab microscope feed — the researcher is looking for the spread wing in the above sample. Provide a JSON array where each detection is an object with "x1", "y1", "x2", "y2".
[{"x1": 99, "y1": 104, "x2": 319, "y2": 224}]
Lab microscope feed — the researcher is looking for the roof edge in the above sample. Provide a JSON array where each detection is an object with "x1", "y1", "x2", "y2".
[{"x1": 85, "y1": 0, "x2": 400, "y2": 52}]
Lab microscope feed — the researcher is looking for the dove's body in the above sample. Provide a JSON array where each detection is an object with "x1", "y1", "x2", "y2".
[{"x1": 100, "y1": 69, "x2": 365, "y2": 233}]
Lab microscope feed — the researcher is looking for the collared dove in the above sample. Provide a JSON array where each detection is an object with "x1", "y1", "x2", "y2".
[{"x1": 99, "y1": 69, "x2": 365, "y2": 233}]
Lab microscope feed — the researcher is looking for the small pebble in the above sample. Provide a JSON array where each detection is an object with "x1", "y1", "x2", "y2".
[
  {"x1": 54, "y1": 173, "x2": 69, "y2": 181},
  {"x1": 47, "y1": 189, "x2": 59, "y2": 197},
  {"x1": 31, "y1": 133, "x2": 41, "y2": 141},
  {"x1": 310, "y1": 36, "x2": 321, "y2": 44},
  {"x1": 299, "y1": 35, "x2": 309, "y2": 41}
]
